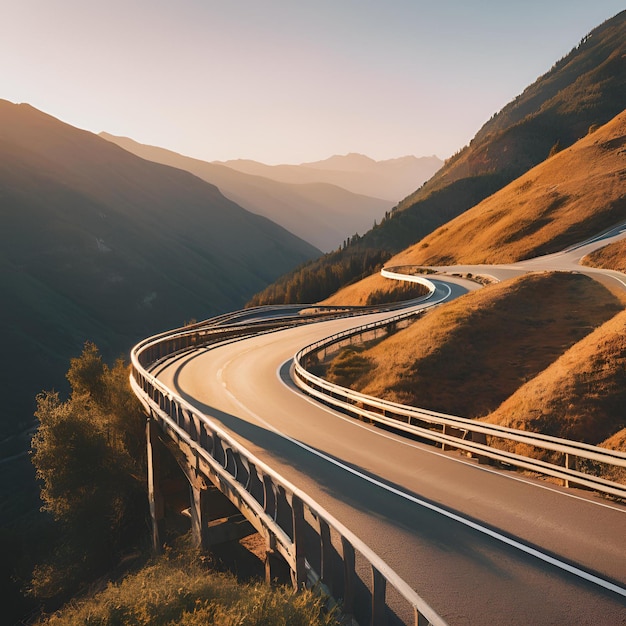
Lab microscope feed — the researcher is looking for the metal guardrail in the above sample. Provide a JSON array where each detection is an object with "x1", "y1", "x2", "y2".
[
  {"x1": 292, "y1": 310, "x2": 626, "y2": 501},
  {"x1": 130, "y1": 262, "x2": 624, "y2": 625},
  {"x1": 130, "y1": 312, "x2": 447, "y2": 626}
]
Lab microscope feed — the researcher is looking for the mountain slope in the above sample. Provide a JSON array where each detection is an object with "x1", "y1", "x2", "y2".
[
  {"x1": 391, "y1": 109, "x2": 626, "y2": 266},
  {"x1": 99, "y1": 134, "x2": 400, "y2": 251},
  {"x1": 0, "y1": 99, "x2": 319, "y2": 439},
  {"x1": 484, "y1": 307, "x2": 626, "y2": 446},
  {"x1": 396, "y1": 9, "x2": 625, "y2": 213},
  {"x1": 213, "y1": 153, "x2": 443, "y2": 201},
  {"x1": 320, "y1": 273, "x2": 623, "y2": 420},
  {"x1": 249, "y1": 9, "x2": 626, "y2": 305},
  {"x1": 582, "y1": 237, "x2": 626, "y2": 272}
]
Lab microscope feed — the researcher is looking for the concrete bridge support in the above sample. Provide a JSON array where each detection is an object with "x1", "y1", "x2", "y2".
[
  {"x1": 146, "y1": 414, "x2": 255, "y2": 552},
  {"x1": 146, "y1": 416, "x2": 166, "y2": 552}
]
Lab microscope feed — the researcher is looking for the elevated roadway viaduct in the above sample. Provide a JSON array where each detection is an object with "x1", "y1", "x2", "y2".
[{"x1": 147, "y1": 275, "x2": 626, "y2": 625}]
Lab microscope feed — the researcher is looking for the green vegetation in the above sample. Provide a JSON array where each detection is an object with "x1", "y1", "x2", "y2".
[
  {"x1": 33, "y1": 544, "x2": 338, "y2": 626},
  {"x1": 30, "y1": 343, "x2": 147, "y2": 601},
  {"x1": 1, "y1": 345, "x2": 148, "y2": 623},
  {"x1": 247, "y1": 246, "x2": 391, "y2": 305},
  {"x1": 249, "y1": 245, "x2": 432, "y2": 307}
]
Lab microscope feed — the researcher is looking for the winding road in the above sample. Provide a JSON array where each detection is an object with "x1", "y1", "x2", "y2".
[{"x1": 152, "y1": 228, "x2": 626, "y2": 625}]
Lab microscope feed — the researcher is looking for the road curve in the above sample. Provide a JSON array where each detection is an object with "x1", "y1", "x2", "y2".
[
  {"x1": 154, "y1": 271, "x2": 626, "y2": 625},
  {"x1": 432, "y1": 221, "x2": 626, "y2": 293}
]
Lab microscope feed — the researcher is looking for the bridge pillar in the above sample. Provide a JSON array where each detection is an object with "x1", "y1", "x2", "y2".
[
  {"x1": 146, "y1": 416, "x2": 166, "y2": 552},
  {"x1": 265, "y1": 546, "x2": 291, "y2": 585},
  {"x1": 189, "y1": 483, "x2": 210, "y2": 550}
]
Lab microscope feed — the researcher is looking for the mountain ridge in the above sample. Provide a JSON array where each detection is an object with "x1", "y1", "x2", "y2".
[
  {"x1": 212, "y1": 153, "x2": 443, "y2": 201},
  {"x1": 0, "y1": 99, "x2": 319, "y2": 442},
  {"x1": 99, "y1": 133, "x2": 405, "y2": 251},
  {"x1": 248, "y1": 9, "x2": 626, "y2": 305},
  {"x1": 391, "y1": 109, "x2": 626, "y2": 266}
]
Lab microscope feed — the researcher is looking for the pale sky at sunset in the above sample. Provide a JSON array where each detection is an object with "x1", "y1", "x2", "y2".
[{"x1": 3, "y1": 1, "x2": 624, "y2": 164}]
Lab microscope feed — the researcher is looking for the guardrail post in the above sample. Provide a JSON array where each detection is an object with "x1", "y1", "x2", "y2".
[
  {"x1": 146, "y1": 416, "x2": 165, "y2": 552},
  {"x1": 263, "y1": 474, "x2": 277, "y2": 519},
  {"x1": 470, "y1": 431, "x2": 489, "y2": 464},
  {"x1": 565, "y1": 453, "x2": 574, "y2": 488},
  {"x1": 372, "y1": 566, "x2": 388, "y2": 626},
  {"x1": 341, "y1": 536, "x2": 356, "y2": 617},
  {"x1": 416, "y1": 608, "x2": 430, "y2": 626},
  {"x1": 319, "y1": 518, "x2": 334, "y2": 594},
  {"x1": 291, "y1": 495, "x2": 307, "y2": 588},
  {"x1": 265, "y1": 535, "x2": 290, "y2": 585}
]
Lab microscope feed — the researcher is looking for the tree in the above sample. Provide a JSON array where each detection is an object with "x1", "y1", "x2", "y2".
[
  {"x1": 548, "y1": 140, "x2": 563, "y2": 158},
  {"x1": 30, "y1": 343, "x2": 147, "y2": 598}
]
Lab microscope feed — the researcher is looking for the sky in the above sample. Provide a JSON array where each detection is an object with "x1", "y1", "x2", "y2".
[{"x1": 2, "y1": 1, "x2": 624, "y2": 164}]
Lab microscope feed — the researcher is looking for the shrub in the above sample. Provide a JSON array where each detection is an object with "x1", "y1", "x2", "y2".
[
  {"x1": 35, "y1": 546, "x2": 339, "y2": 626},
  {"x1": 30, "y1": 343, "x2": 147, "y2": 600}
]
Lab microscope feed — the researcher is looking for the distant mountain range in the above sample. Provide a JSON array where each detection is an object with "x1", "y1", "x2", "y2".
[
  {"x1": 0, "y1": 99, "x2": 319, "y2": 441},
  {"x1": 251, "y1": 9, "x2": 626, "y2": 305},
  {"x1": 213, "y1": 153, "x2": 443, "y2": 200},
  {"x1": 99, "y1": 135, "x2": 441, "y2": 251}
]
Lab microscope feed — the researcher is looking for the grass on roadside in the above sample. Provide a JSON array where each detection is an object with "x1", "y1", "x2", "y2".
[
  {"x1": 320, "y1": 272, "x2": 428, "y2": 306},
  {"x1": 582, "y1": 238, "x2": 626, "y2": 273},
  {"x1": 34, "y1": 542, "x2": 339, "y2": 626},
  {"x1": 321, "y1": 272, "x2": 624, "y2": 424}
]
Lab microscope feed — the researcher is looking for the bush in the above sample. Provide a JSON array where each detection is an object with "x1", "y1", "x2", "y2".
[
  {"x1": 30, "y1": 343, "x2": 148, "y2": 600},
  {"x1": 35, "y1": 546, "x2": 339, "y2": 626}
]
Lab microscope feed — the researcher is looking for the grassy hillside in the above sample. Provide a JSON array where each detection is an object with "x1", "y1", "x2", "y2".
[
  {"x1": 582, "y1": 238, "x2": 626, "y2": 272},
  {"x1": 484, "y1": 308, "x2": 626, "y2": 448},
  {"x1": 32, "y1": 545, "x2": 338, "y2": 626},
  {"x1": 319, "y1": 271, "x2": 432, "y2": 306},
  {"x1": 100, "y1": 134, "x2": 400, "y2": 252},
  {"x1": 249, "y1": 10, "x2": 626, "y2": 305},
  {"x1": 322, "y1": 273, "x2": 624, "y2": 419},
  {"x1": 391, "y1": 110, "x2": 626, "y2": 266}
]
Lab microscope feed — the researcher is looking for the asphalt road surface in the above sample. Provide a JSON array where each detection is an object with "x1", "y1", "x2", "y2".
[{"x1": 154, "y1": 273, "x2": 626, "y2": 625}]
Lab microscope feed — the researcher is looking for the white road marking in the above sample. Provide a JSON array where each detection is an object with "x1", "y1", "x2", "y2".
[
  {"x1": 285, "y1": 375, "x2": 626, "y2": 514},
  {"x1": 214, "y1": 359, "x2": 626, "y2": 598}
]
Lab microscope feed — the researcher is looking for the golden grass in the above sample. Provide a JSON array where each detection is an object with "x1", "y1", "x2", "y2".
[
  {"x1": 35, "y1": 545, "x2": 338, "y2": 626},
  {"x1": 484, "y1": 308, "x2": 626, "y2": 447},
  {"x1": 602, "y1": 428, "x2": 626, "y2": 451},
  {"x1": 324, "y1": 272, "x2": 623, "y2": 421},
  {"x1": 320, "y1": 272, "x2": 427, "y2": 306},
  {"x1": 582, "y1": 238, "x2": 626, "y2": 273},
  {"x1": 390, "y1": 110, "x2": 626, "y2": 267}
]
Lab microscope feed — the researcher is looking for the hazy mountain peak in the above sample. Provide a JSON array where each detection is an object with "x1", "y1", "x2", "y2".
[
  {"x1": 212, "y1": 152, "x2": 442, "y2": 201},
  {"x1": 302, "y1": 153, "x2": 378, "y2": 170}
]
